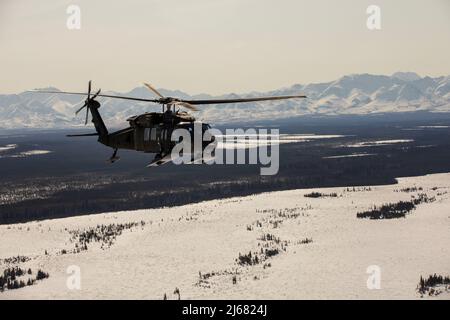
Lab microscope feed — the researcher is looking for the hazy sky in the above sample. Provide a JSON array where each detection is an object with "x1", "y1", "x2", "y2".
[{"x1": 1, "y1": 0, "x2": 449, "y2": 95}]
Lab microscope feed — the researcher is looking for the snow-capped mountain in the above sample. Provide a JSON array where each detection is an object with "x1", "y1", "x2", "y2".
[{"x1": 1, "y1": 72, "x2": 450, "y2": 129}]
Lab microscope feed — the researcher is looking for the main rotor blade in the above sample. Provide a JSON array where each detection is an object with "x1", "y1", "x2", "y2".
[
  {"x1": 143, "y1": 83, "x2": 165, "y2": 98},
  {"x1": 181, "y1": 95, "x2": 307, "y2": 105},
  {"x1": 91, "y1": 88, "x2": 101, "y2": 100},
  {"x1": 30, "y1": 90, "x2": 160, "y2": 103},
  {"x1": 172, "y1": 101, "x2": 199, "y2": 112},
  {"x1": 30, "y1": 90, "x2": 307, "y2": 106}
]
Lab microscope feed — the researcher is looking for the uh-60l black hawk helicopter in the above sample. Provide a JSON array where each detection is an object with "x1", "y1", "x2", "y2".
[{"x1": 35, "y1": 81, "x2": 306, "y2": 166}]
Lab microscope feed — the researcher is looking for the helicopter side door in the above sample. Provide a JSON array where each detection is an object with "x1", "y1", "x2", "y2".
[
  {"x1": 143, "y1": 126, "x2": 161, "y2": 153},
  {"x1": 159, "y1": 127, "x2": 176, "y2": 155}
]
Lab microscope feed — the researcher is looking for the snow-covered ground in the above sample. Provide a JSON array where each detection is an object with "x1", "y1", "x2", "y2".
[
  {"x1": 323, "y1": 153, "x2": 376, "y2": 159},
  {"x1": 345, "y1": 139, "x2": 414, "y2": 148},
  {"x1": 1, "y1": 173, "x2": 449, "y2": 300},
  {"x1": 0, "y1": 144, "x2": 52, "y2": 158}
]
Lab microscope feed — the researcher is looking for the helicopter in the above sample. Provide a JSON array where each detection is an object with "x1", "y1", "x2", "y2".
[{"x1": 35, "y1": 81, "x2": 306, "y2": 167}]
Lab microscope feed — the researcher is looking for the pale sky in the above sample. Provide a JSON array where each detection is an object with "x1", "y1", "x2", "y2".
[{"x1": 1, "y1": 0, "x2": 449, "y2": 95}]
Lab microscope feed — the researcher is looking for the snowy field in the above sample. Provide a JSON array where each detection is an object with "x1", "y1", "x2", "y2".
[{"x1": 1, "y1": 173, "x2": 449, "y2": 300}]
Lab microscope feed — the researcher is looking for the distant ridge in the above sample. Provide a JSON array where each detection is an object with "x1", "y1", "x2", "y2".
[{"x1": 1, "y1": 72, "x2": 449, "y2": 128}]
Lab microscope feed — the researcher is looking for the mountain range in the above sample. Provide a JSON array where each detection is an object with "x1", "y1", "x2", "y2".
[{"x1": 1, "y1": 72, "x2": 450, "y2": 129}]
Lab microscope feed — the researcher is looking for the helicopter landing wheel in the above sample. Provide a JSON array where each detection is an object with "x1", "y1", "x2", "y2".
[
  {"x1": 154, "y1": 153, "x2": 162, "y2": 161},
  {"x1": 108, "y1": 148, "x2": 120, "y2": 163}
]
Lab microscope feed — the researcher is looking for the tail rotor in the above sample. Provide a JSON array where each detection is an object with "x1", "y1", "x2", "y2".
[{"x1": 75, "y1": 80, "x2": 101, "y2": 125}]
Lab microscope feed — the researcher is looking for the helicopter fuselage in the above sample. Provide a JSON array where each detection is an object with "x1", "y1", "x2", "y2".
[{"x1": 100, "y1": 111, "x2": 213, "y2": 157}]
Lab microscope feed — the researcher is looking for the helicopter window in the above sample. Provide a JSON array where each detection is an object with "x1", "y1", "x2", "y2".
[
  {"x1": 202, "y1": 124, "x2": 211, "y2": 133},
  {"x1": 144, "y1": 128, "x2": 150, "y2": 141},
  {"x1": 151, "y1": 128, "x2": 157, "y2": 141}
]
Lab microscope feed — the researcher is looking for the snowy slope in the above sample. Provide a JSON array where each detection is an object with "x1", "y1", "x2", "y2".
[
  {"x1": 0, "y1": 72, "x2": 450, "y2": 128},
  {"x1": 1, "y1": 173, "x2": 449, "y2": 299}
]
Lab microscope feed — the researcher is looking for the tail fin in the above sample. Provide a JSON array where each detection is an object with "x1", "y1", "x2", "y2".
[{"x1": 88, "y1": 100, "x2": 108, "y2": 138}]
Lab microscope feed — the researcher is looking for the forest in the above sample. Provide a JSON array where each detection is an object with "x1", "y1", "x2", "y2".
[{"x1": 1, "y1": 119, "x2": 450, "y2": 224}]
